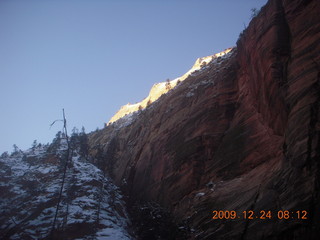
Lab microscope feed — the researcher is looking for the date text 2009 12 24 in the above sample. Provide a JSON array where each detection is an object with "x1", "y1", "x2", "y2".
[{"x1": 212, "y1": 210, "x2": 308, "y2": 220}]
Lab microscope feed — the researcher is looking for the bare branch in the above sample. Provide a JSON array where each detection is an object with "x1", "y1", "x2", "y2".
[{"x1": 49, "y1": 119, "x2": 63, "y2": 129}]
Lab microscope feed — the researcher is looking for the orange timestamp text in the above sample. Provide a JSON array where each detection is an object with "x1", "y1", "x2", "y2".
[{"x1": 212, "y1": 210, "x2": 308, "y2": 220}]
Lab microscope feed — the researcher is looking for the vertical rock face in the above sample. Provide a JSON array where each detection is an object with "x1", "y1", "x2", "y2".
[{"x1": 89, "y1": 0, "x2": 320, "y2": 238}]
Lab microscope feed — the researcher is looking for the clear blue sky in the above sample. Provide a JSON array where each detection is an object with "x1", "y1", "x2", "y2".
[{"x1": 0, "y1": 0, "x2": 267, "y2": 153}]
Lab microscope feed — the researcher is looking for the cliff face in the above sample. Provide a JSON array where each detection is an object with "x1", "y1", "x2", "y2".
[{"x1": 89, "y1": 0, "x2": 320, "y2": 239}]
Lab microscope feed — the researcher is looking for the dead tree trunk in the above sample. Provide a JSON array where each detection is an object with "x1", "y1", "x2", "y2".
[{"x1": 51, "y1": 109, "x2": 71, "y2": 238}]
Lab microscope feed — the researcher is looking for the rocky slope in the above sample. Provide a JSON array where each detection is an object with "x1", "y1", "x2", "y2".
[
  {"x1": 108, "y1": 48, "x2": 233, "y2": 125},
  {"x1": 0, "y1": 138, "x2": 133, "y2": 239},
  {"x1": 89, "y1": 0, "x2": 320, "y2": 239}
]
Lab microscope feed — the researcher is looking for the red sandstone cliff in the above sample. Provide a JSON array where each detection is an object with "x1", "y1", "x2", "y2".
[{"x1": 89, "y1": 0, "x2": 320, "y2": 239}]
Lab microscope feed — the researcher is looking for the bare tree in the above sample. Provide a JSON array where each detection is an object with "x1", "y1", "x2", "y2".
[{"x1": 51, "y1": 109, "x2": 71, "y2": 238}]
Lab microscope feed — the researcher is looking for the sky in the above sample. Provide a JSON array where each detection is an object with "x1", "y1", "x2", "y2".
[{"x1": 0, "y1": 0, "x2": 267, "y2": 154}]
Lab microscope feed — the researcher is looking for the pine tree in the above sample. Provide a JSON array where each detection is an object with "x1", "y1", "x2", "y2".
[
  {"x1": 79, "y1": 127, "x2": 89, "y2": 158},
  {"x1": 11, "y1": 144, "x2": 20, "y2": 156},
  {"x1": 70, "y1": 127, "x2": 79, "y2": 150},
  {"x1": 1, "y1": 151, "x2": 9, "y2": 158},
  {"x1": 47, "y1": 131, "x2": 62, "y2": 153},
  {"x1": 32, "y1": 140, "x2": 37, "y2": 152}
]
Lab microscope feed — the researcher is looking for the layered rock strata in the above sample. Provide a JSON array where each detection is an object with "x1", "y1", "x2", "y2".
[{"x1": 89, "y1": 0, "x2": 320, "y2": 238}]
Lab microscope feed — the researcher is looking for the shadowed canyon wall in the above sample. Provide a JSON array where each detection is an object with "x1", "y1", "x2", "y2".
[{"x1": 89, "y1": 0, "x2": 320, "y2": 238}]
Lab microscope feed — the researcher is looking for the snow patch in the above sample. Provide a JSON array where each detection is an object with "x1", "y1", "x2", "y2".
[
  {"x1": 195, "y1": 192, "x2": 205, "y2": 197},
  {"x1": 0, "y1": 144, "x2": 132, "y2": 239}
]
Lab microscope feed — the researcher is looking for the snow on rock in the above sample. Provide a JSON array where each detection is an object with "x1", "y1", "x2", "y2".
[
  {"x1": 111, "y1": 112, "x2": 137, "y2": 130},
  {"x1": 0, "y1": 143, "x2": 133, "y2": 239},
  {"x1": 195, "y1": 192, "x2": 205, "y2": 197},
  {"x1": 107, "y1": 48, "x2": 234, "y2": 126}
]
